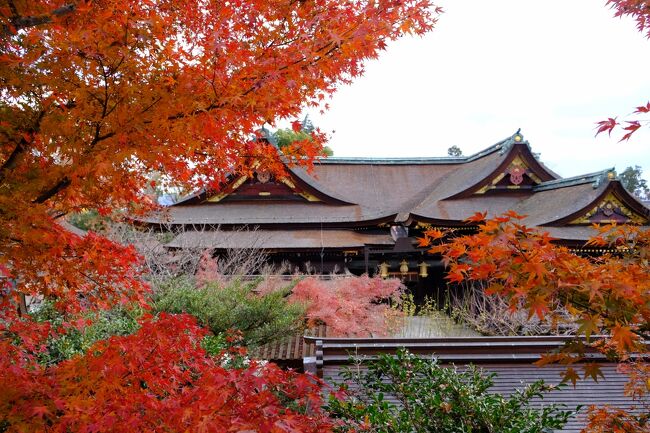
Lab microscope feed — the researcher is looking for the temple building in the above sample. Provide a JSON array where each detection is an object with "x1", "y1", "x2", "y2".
[
  {"x1": 138, "y1": 130, "x2": 650, "y2": 297},
  {"x1": 137, "y1": 130, "x2": 649, "y2": 431}
]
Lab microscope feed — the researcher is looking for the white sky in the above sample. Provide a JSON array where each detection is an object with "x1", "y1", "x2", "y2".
[{"x1": 305, "y1": 0, "x2": 650, "y2": 182}]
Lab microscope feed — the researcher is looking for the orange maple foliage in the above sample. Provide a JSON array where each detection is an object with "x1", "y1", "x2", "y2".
[
  {"x1": 0, "y1": 0, "x2": 439, "y2": 315},
  {"x1": 420, "y1": 213, "x2": 650, "y2": 432},
  {"x1": 0, "y1": 1, "x2": 440, "y2": 431}
]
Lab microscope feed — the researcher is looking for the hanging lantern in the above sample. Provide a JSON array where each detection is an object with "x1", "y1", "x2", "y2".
[
  {"x1": 379, "y1": 262, "x2": 389, "y2": 279},
  {"x1": 418, "y1": 261, "x2": 429, "y2": 278},
  {"x1": 399, "y1": 259, "x2": 409, "y2": 275}
]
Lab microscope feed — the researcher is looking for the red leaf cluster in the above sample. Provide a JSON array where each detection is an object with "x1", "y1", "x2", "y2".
[
  {"x1": 596, "y1": 2, "x2": 650, "y2": 141},
  {"x1": 0, "y1": 314, "x2": 335, "y2": 433}
]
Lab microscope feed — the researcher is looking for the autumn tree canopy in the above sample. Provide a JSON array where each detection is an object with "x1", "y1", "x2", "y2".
[
  {"x1": 0, "y1": 0, "x2": 439, "y2": 315},
  {"x1": 0, "y1": 1, "x2": 439, "y2": 431}
]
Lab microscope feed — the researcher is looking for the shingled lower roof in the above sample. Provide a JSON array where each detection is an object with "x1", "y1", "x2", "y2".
[
  {"x1": 166, "y1": 229, "x2": 394, "y2": 250},
  {"x1": 140, "y1": 202, "x2": 396, "y2": 225}
]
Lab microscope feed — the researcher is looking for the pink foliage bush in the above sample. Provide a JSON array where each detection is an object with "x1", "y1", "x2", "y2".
[
  {"x1": 195, "y1": 251, "x2": 227, "y2": 288},
  {"x1": 290, "y1": 276, "x2": 403, "y2": 337},
  {"x1": 193, "y1": 252, "x2": 404, "y2": 337}
]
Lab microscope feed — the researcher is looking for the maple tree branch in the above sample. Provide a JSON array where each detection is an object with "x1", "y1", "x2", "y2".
[
  {"x1": 164, "y1": 29, "x2": 356, "y2": 123},
  {"x1": 0, "y1": 109, "x2": 46, "y2": 183},
  {"x1": 33, "y1": 177, "x2": 70, "y2": 204},
  {"x1": 2, "y1": 3, "x2": 76, "y2": 36},
  {"x1": 0, "y1": 137, "x2": 27, "y2": 175}
]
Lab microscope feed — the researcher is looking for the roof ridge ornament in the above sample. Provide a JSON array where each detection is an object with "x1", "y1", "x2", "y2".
[
  {"x1": 593, "y1": 168, "x2": 617, "y2": 189},
  {"x1": 499, "y1": 129, "x2": 526, "y2": 155}
]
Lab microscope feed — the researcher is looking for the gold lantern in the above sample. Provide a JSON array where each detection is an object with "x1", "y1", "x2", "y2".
[
  {"x1": 379, "y1": 262, "x2": 389, "y2": 279},
  {"x1": 418, "y1": 261, "x2": 429, "y2": 278},
  {"x1": 399, "y1": 259, "x2": 409, "y2": 276}
]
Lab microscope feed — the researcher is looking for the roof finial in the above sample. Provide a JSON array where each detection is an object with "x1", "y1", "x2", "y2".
[
  {"x1": 607, "y1": 169, "x2": 617, "y2": 180},
  {"x1": 593, "y1": 168, "x2": 617, "y2": 188},
  {"x1": 500, "y1": 129, "x2": 526, "y2": 154}
]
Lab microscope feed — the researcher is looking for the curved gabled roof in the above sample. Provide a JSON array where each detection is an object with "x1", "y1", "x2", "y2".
[{"x1": 138, "y1": 131, "x2": 650, "y2": 242}]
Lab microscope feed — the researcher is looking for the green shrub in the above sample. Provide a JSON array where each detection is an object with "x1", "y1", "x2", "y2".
[
  {"x1": 153, "y1": 277, "x2": 306, "y2": 347},
  {"x1": 33, "y1": 303, "x2": 142, "y2": 366},
  {"x1": 327, "y1": 348, "x2": 575, "y2": 433}
]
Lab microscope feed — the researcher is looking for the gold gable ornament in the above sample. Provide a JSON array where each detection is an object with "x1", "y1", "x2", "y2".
[
  {"x1": 206, "y1": 176, "x2": 248, "y2": 202},
  {"x1": 570, "y1": 192, "x2": 647, "y2": 225},
  {"x1": 475, "y1": 155, "x2": 543, "y2": 194}
]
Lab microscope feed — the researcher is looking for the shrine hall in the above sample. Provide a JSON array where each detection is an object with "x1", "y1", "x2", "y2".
[{"x1": 137, "y1": 130, "x2": 650, "y2": 299}]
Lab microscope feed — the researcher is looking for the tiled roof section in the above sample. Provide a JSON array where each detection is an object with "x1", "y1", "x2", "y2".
[
  {"x1": 306, "y1": 336, "x2": 648, "y2": 433},
  {"x1": 308, "y1": 161, "x2": 459, "y2": 214},
  {"x1": 251, "y1": 325, "x2": 327, "y2": 362},
  {"x1": 442, "y1": 141, "x2": 558, "y2": 199},
  {"x1": 537, "y1": 226, "x2": 600, "y2": 242},
  {"x1": 513, "y1": 182, "x2": 605, "y2": 227},
  {"x1": 544, "y1": 180, "x2": 650, "y2": 226},
  {"x1": 411, "y1": 192, "x2": 526, "y2": 224},
  {"x1": 401, "y1": 138, "x2": 559, "y2": 222},
  {"x1": 409, "y1": 149, "x2": 507, "y2": 206},
  {"x1": 166, "y1": 229, "x2": 394, "y2": 250},
  {"x1": 157, "y1": 134, "x2": 520, "y2": 224},
  {"x1": 512, "y1": 179, "x2": 650, "y2": 228}
]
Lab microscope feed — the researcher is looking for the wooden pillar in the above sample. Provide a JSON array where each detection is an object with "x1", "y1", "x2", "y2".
[{"x1": 364, "y1": 246, "x2": 369, "y2": 275}]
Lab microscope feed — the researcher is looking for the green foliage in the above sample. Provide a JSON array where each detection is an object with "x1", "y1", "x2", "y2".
[
  {"x1": 272, "y1": 116, "x2": 333, "y2": 156},
  {"x1": 67, "y1": 209, "x2": 109, "y2": 232},
  {"x1": 201, "y1": 333, "x2": 229, "y2": 356},
  {"x1": 33, "y1": 303, "x2": 142, "y2": 366},
  {"x1": 274, "y1": 128, "x2": 313, "y2": 148},
  {"x1": 619, "y1": 165, "x2": 649, "y2": 200},
  {"x1": 153, "y1": 277, "x2": 307, "y2": 347},
  {"x1": 447, "y1": 145, "x2": 463, "y2": 157},
  {"x1": 327, "y1": 348, "x2": 575, "y2": 433},
  {"x1": 397, "y1": 293, "x2": 440, "y2": 317}
]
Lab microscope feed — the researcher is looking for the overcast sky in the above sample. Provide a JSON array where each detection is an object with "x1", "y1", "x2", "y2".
[{"x1": 305, "y1": 0, "x2": 650, "y2": 182}]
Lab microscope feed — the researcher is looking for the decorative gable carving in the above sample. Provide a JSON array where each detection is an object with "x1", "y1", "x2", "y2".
[
  {"x1": 206, "y1": 171, "x2": 323, "y2": 203},
  {"x1": 475, "y1": 155, "x2": 544, "y2": 194},
  {"x1": 446, "y1": 131, "x2": 558, "y2": 200},
  {"x1": 569, "y1": 192, "x2": 647, "y2": 225}
]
